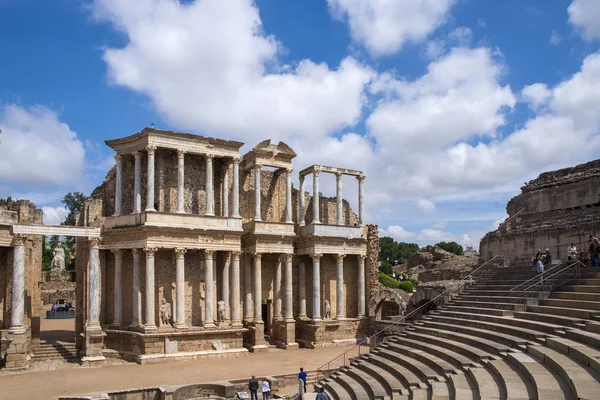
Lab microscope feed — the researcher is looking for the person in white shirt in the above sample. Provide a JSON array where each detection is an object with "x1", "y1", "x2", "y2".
[
  {"x1": 536, "y1": 257, "x2": 545, "y2": 283},
  {"x1": 260, "y1": 378, "x2": 270, "y2": 400},
  {"x1": 568, "y1": 243, "x2": 577, "y2": 260}
]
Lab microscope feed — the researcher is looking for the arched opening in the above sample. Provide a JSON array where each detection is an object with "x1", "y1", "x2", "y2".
[{"x1": 370, "y1": 289, "x2": 408, "y2": 321}]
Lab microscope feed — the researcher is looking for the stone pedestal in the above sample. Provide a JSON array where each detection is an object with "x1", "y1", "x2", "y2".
[
  {"x1": 243, "y1": 321, "x2": 268, "y2": 352},
  {"x1": 273, "y1": 319, "x2": 298, "y2": 349},
  {"x1": 4, "y1": 330, "x2": 30, "y2": 371},
  {"x1": 46, "y1": 268, "x2": 71, "y2": 282},
  {"x1": 81, "y1": 324, "x2": 106, "y2": 365}
]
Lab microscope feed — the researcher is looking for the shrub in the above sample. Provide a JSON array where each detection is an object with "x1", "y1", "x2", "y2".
[
  {"x1": 378, "y1": 272, "x2": 400, "y2": 289},
  {"x1": 380, "y1": 261, "x2": 393, "y2": 275},
  {"x1": 398, "y1": 280, "x2": 414, "y2": 293}
]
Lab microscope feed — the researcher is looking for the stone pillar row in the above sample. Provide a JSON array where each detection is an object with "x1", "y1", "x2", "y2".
[{"x1": 113, "y1": 149, "x2": 241, "y2": 217}]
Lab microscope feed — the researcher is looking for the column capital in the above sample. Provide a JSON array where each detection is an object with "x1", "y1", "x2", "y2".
[
  {"x1": 357, "y1": 254, "x2": 367, "y2": 262},
  {"x1": 205, "y1": 153, "x2": 214, "y2": 160},
  {"x1": 131, "y1": 248, "x2": 141, "y2": 259},
  {"x1": 335, "y1": 171, "x2": 343, "y2": 180},
  {"x1": 335, "y1": 254, "x2": 345, "y2": 262},
  {"x1": 285, "y1": 167, "x2": 293, "y2": 174},
  {"x1": 252, "y1": 163, "x2": 262, "y2": 172},
  {"x1": 232, "y1": 251, "x2": 242, "y2": 260},
  {"x1": 12, "y1": 234, "x2": 27, "y2": 246},
  {"x1": 147, "y1": 145, "x2": 157, "y2": 155},
  {"x1": 299, "y1": 174, "x2": 305, "y2": 183},
  {"x1": 174, "y1": 248, "x2": 187, "y2": 259},
  {"x1": 111, "y1": 249, "x2": 124, "y2": 259},
  {"x1": 251, "y1": 252, "x2": 262, "y2": 262},
  {"x1": 313, "y1": 170, "x2": 320, "y2": 178},
  {"x1": 133, "y1": 151, "x2": 142, "y2": 159},
  {"x1": 114, "y1": 154, "x2": 123, "y2": 163},
  {"x1": 282, "y1": 253, "x2": 293, "y2": 263},
  {"x1": 232, "y1": 157, "x2": 241, "y2": 165},
  {"x1": 357, "y1": 175, "x2": 366, "y2": 183},
  {"x1": 144, "y1": 247, "x2": 158, "y2": 257},
  {"x1": 203, "y1": 249, "x2": 214, "y2": 260},
  {"x1": 177, "y1": 149, "x2": 186, "y2": 159},
  {"x1": 89, "y1": 237, "x2": 101, "y2": 249},
  {"x1": 310, "y1": 253, "x2": 323, "y2": 262}
]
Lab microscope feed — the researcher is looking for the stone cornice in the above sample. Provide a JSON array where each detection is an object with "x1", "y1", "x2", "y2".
[{"x1": 11, "y1": 224, "x2": 101, "y2": 238}]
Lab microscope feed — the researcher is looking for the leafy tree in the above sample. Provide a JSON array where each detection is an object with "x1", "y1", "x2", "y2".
[
  {"x1": 380, "y1": 261, "x2": 393, "y2": 275},
  {"x1": 436, "y1": 241, "x2": 464, "y2": 256},
  {"x1": 379, "y1": 236, "x2": 419, "y2": 264},
  {"x1": 0, "y1": 196, "x2": 16, "y2": 207},
  {"x1": 61, "y1": 192, "x2": 87, "y2": 270}
]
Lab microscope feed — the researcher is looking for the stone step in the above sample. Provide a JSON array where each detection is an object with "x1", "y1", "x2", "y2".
[
  {"x1": 331, "y1": 370, "x2": 370, "y2": 400},
  {"x1": 318, "y1": 378, "x2": 351, "y2": 400},
  {"x1": 564, "y1": 327, "x2": 600, "y2": 348},
  {"x1": 342, "y1": 365, "x2": 390, "y2": 400},
  {"x1": 562, "y1": 285, "x2": 600, "y2": 293},
  {"x1": 449, "y1": 300, "x2": 516, "y2": 310},
  {"x1": 527, "y1": 304, "x2": 600, "y2": 320},
  {"x1": 447, "y1": 373, "x2": 478, "y2": 400},
  {"x1": 466, "y1": 366, "x2": 504, "y2": 399},
  {"x1": 454, "y1": 294, "x2": 514, "y2": 303},
  {"x1": 410, "y1": 326, "x2": 502, "y2": 360},
  {"x1": 441, "y1": 305, "x2": 514, "y2": 317},
  {"x1": 554, "y1": 291, "x2": 600, "y2": 302},
  {"x1": 541, "y1": 297, "x2": 600, "y2": 311},
  {"x1": 397, "y1": 334, "x2": 481, "y2": 368},
  {"x1": 545, "y1": 337, "x2": 600, "y2": 376},
  {"x1": 487, "y1": 358, "x2": 535, "y2": 400},
  {"x1": 384, "y1": 340, "x2": 458, "y2": 375},
  {"x1": 373, "y1": 347, "x2": 440, "y2": 381},
  {"x1": 365, "y1": 353, "x2": 429, "y2": 399},
  {"x1": 353, "y1": 359, "x2": 410, "y2": 399},
  {"x1": 513, "y1": 311, "x2": 586, "y2": 328},
  {"x1": 506, "y1": 352, "x2": 569, "y2": 400}
]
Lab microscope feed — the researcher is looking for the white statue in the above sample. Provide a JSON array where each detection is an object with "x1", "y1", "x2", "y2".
[
  {"x1": 324, "y1": 299, "x2": 331, "y2": 319},
  {"x1": 217, "y1": 300, "x2": 226, "y2": 324},
  {"x1": 159, "y1": 298, "x2": 172, "y2": 327},
  {"x1": 50, "y1": 244, "x2": 65, "y2": 270}
]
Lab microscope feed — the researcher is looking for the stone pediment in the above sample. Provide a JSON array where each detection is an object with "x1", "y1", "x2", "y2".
[{"x1": 242, "y1": 140, "x2": 296, "y2": 170}]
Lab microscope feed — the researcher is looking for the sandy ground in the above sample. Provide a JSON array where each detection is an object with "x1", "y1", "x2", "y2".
[{"x1": 1, "y1": 317, "x2": 363, "y2": 400}]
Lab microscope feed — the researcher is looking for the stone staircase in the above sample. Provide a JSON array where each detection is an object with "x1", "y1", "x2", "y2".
[
  {"x1": 316, "y1": 262, "x2": 600, "y2": 399},
  {"x1": 32, "y1": 341, "x2": 78, "y2": 363}
]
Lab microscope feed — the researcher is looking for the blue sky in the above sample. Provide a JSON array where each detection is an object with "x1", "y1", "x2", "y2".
[{"x1": 1, "y1": 0, "x2": 599, "y2": 248}]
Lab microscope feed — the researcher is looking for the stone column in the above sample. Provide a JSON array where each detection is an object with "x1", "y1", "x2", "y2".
[
  {"x1": 244, "y1": 257, "x2": 253, "y2": 322},
  {"x1": 358, "y1": 255, "x2": 366, "y2": 317},
  {"x1": 311, "y1": 254, "x2": 322, "y2": 320},
  {"x1": 144, "y1": 247, "x2": 157, "y2": 330},
  {"x1": 298, "y1": 262, "x2": 307, "y2": 318},
  {"x1": 87, "y1": 238, "x2": 101, "y2": 329},
  {"x1": 177, "y1": 150, "x2": 185, "y2": 213},
  {"x1": 335, "y1": 254, "x2": 345, "y2": 319},
  {"x1": 9, "y1": 234, "x2": 26, "y2": 334},
  {"x1": 222, "y1": 165, "x2": 230, "y2": 217},
  {"x1": 222, "y1": 252, "x2": 231, "y2": 321},
  {"x1": 283, "y1": 254, "x2": 294, "y2": 321},
  {"x1": 336, "y1": 172, "x2": 343, "y2": 225},
  {"x1": 254, "y1": 164, "x2": 262, "y2": 221},
  {"x1": 113, "y1": 155, "x2": 123, "y2": 216},
  {"x1": 131, "y1": 249, "x2": 142, "y2": 327},
  {"x1": 175, "y1": 248, "x2": 187, "y2": 328},
  {"x1": 285, "y1": 168, "x2": 293, "y2": 223},
  {"x1": 231, "y1": 252, "x2": 242, "y2": 326},
  {"x1": 232, "y1": 159, "x2": 241, "y2": 218},
  {"x1": 145, "y1": 146, "x2": 156, "y2": 212},
  {"x1": 204, "y1": 250, "x2": 215, "y2": 327},
  {"x1": 299, "y1": 175, "x2": 305, "y2": 226},
  {"x1": 253, "y1": 253, "x2": 262, "y2": 322},
  {"x1": 133, "y1": 151, "x2": 142, "y2": 214},
  {"x1": 358, "y1": 175, "x2": 365, "y2": 225},
  {"x1": 312, "y1": 171, "x2": 320, "y2": 224},
  {"x1": 274, "y1": 256, "x2": 282, "y2": 320},
  {"x1": 205, "y1": 155, "x2": 215, "y2": 216},
  {"x1": 112, "y1": 250, "x2": 123, "y2": 326}
]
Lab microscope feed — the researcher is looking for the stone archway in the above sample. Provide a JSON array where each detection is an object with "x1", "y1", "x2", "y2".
[{"x1": 369, "y1": 289, "x2": 409, "y2": 320}]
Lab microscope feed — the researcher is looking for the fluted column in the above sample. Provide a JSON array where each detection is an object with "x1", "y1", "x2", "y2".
[
  {"x1": 358, "y1": 255, "x2": 366, "y2": 317},
  {"x1": 254, "y1": 165, "x2": 262, "y2": 220},
  {"x1": 298, "y1": 262, "x2": 307, "y2": 318},
  {"x1": 133, "y1": 151, "x2": 142, "y2": 214},
  {"x1": 285, "y1": 168, "x2": 293, "y2": 223},
  {"x1": 336, "y1": 172, "x2": 343, "y2": 225},
  {"x1": 144, "y1": 247, "x2": 157, "y2": 330},
  {"x1": 358, "y1": 175, "x2": 365, "y2": 225},
  {"x1": 231, "y1": 252, "x2": 242, "y2": 326},
  {"x1": 204, "y1": 250, "x2": 215, "y2": 327},
  {"x1": 283, "y1": 254, "x2": 294, "y2": 321},
  {"x1": 335, "y1": 254, "x2": 345, "y2": 319},
  {"x1": 113, "y1": 155, "x2": 123, "y2": 216},
  {"x1": 145, "y1": 146, "x2": 156, "y2": 212},
  {"x1": 205, "y1": 155, "x2": 214, "y2": 216},
  {"x1": 232, "y1": 159, "x2": 240, "y2": 218},
  {"x1": 9, "y1": 234, "x2": 26, "y2": 334},
  {"x1": 312, "y1": 171, "x2": 320, "y2": 224},
  {"x1": 222, "y1": 165, "x2": 230, "y2": 217},
  {"x1": 274, "y1": 255, "x2": 282, "y2": 320},
  {"x1": 299, "y1": 175, "x2": 305, "y2": 226},
  {"x1": 244, "y1": 256, "x2": 253, "y2": 322},
  {"x1": 87, "y1": 238, "x2": 101, "y2": 329},
  {"x1": 131, "y1": 249, "x2": 142, "y2": 327},
  {"x1": 112, "y1": 250, "x2": 123, "y2": 326},
  {"x1": 253, "y1": 253, "x2": 262, "y2": 322},
  {"x1": 174, "y1": 248, "x2": 187, "y2": 328},
  {"x1": 177, "y1": 150, "x2": 185, "y2": 213},
  {"x1": 311, "y1": 254, "x2": 322, "y2": 320},
  {"x1": 222, "y1": 252, "x2": 231, "y2": 321}
]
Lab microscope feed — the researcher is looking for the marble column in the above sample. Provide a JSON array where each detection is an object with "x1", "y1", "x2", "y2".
[
  {"x1": 254, "y1": 165, "x2": 262, "y2": 221},
  {"x1": 231, "y1": 252, "x2": 242, "y2": 326},
  {"x1": 222, "y1": 252, "x2": 231, "y2": 321},
  {"x1": 144, "y1": 247, "x2": 157, "y2": 330},
  {"x1": 205, "y1": 155, "x2": 215, "y2": 216},
  {"x1": 274, "y1": 256, "x2": 282, "y2": 320},
  {"x1": 9, "y1": 234, "x2": 26, "y2": 334},
  {"x1": 253, "y1": 253, "x2": 262, "y2": 322},
  {"x1": 113, "y1": 155, "x2": 123, "y2": 216},
  {"x1": 145, "y1": 146, "x2": 156, "y2": 212},
  {"x1": 87, "y1": 238, "x2": 101, "y2": 329},
  {"x1": 358, "y1": 255, "x2": 366, "y2": 317},
  {"x1": 244, "y1": 257, "x2": 253, "y2": 322},
  {"x1": 222, "y1": 165, "x2": 230, "y2": 217},
  {"x1": 358, "y1": 175, "x2": 365, "y2": 225},
  {"x1": 299, "y1": 175, "x2": 305, "y2": 226},
  {"x1": 204, "y1": 250, "x2": 215, "y2": 327},
  {"x1": 283, "y1": 254, "x2": 294, "y2": 321},
  {"x1": 232, "y1": 159, "x2": 241, "y2": 218},
  {"x1": 298, "y1": 262, "x2": 307, "y2": 318},
  {"x1": 311, "y1": 254, "x2": 322, "y2": 320},
  {"x1": 174, "y1": 248, "x2": 187, "y2": 328},
  {"x1": 133, "y1": 151, "x2": 142, "y2": 214},
  {"x1": 112, "y1": 250, "x2": 123, "y2": 326},
  {"x1": 131, "y1": 249, "x2": 142, "y2": 327},
  {"x1": 335, "y1": 254, "x2": 345, "y2": 319},
  {"x1": 336, "y1": 172, "x2": 343, "y2": 225},
  {"x1": 285, "y1": 168, "x2": 293, "y2": 223},
  {"x1": 312, "y1": 171, "x2": 320, "y2": 224},
  {"x1": 177, "y1": 150, "x2": 185, "y2": 213}
]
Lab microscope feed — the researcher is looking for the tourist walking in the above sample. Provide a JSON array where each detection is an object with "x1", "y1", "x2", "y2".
[
  {"x1": 298, "y1": 367, "x2": 307, "y2": 393},
  {"x1": 260, "y1": 378, "x2": 270, "y2": 400},
  {"x1": 316, "y1": 387, "x2": 329, "y2": 400},
  {"x1": 568, "y1": 243, "x2": 577, "y2": 260},
  {"x1": 536, "y1": 257, "x2": 545, "y2": 283},
  {"x1": 249, "y1": 375, "x2": 259, "y2": 400}
]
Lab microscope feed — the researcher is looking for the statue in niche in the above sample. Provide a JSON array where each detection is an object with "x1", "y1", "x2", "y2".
[
  {"x1": 160, "y1": 298, "x2": 172, "y2": 327},
  {"x1": 217, "y1": 300, "x2": 226, "y2": 324},
  {"x1": 324, "y1": 300, "x2": 331, "y2": 319},
  {"x1": 50, "y1": 244, "x2": 65, "y2": 270}
]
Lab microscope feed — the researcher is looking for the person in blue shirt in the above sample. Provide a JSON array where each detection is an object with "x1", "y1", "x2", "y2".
[
  {"x1": 298, "y1": 367, "x2": 307, "y2": 393},
  {"x1": 316, "y1": 387, "x2": 329, "y2": 400}
]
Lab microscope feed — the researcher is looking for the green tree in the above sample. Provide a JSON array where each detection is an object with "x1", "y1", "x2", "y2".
[
  {"x1": 0, "y1": 196, "x2": 16, "y2": 207},
  {"x1": 379, "y1": 236, "x2": 419, "y2": 264},
  {"x1": 380, "y1": 260, "x2": 393, "y2": 275},
  {"x1": 61, "y1": 192, "x2": 87, "y2": 270},
  {"x1": 436, "y1": 241, "x2": 464, "y2": 256}
]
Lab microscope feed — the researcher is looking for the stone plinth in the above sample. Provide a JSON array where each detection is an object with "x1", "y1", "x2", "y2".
[
  {"x1": 273, "y1": 319, "x2": 298, "y2": 349},
  {"x1": 3, "y1": 329, "x2": 31, "y2": 371},
  {"x1": 242, "y1": 321, "x2": 268, "y2": 352},
  {"x1": 45, "y1": 268, "x2": 71, "y2": 282},
  {"x1": 295, "y1": 318, "x2": 368, "y2": 349}
]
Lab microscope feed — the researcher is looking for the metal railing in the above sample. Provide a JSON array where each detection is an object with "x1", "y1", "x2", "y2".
[
  {"x1": 497, "y1": 207, "x2": 526, "y2": 233},
  {"x1": 509, "y1": 260, "x2": 583, "y2": 302},
  {"x1": 315, "y1": 255, "x2": 509, "y2": 382}
]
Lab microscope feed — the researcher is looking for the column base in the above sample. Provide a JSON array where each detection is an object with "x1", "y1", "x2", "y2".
[
  {"x1": 232, "y1": 214, "x2": 241, "y2": 218},
  {"x1": 176, "y1": 209, "x2": 186, "y2": 214},
  {"x1": 285, "y1": 219, "x2": 293, "y2": 224},
  {"x1": 109, "y1": 322, "x2": 123, "y2": 329},
  {"x1": 205, "y1": 212, "x2": 215, "y2": 217},
  {"x1": 203, "y1": 322, "x2": 217, "y2": 329},
  {"x1": 133, "y1": 209, "x2": 141, "y2": 214},
  {"x1": 144, "y1": 207, "x2": 156, "y2": 212},
  {"x1": 8, "y1": 325, "x2": 27, "y2": 335},
  {"x1": 174, "y1": 322, "x2": 187, "y2": 329},
  {"x1": 143, "y1": 325, "x2": 158, "y2": 333},
  {"x1": 112, "y1": 213, "x2": 121, "y2": 217},
  {"x1": 129, "y1": 323, "x2": 144, "y2": 330},
  {"x1": 312, "y1": 220, "x2": 321, "y2": 224},
  {"x1": 231, "y1": 321, "x2": 243, "y2": 328}
]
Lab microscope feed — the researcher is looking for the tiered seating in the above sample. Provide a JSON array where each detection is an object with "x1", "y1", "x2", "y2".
[{"x1": 315, "y1": 261, "x2": 600, "y2": 399}]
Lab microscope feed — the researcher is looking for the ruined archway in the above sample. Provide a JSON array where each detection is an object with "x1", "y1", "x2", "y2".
[{"x1": 369, "y1": 289, "x2": 409, "y2": 320}]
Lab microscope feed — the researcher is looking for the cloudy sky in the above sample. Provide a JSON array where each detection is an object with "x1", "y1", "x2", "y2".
[{"x1": 1, "y1": 0, "x2": 599, "y2": 248}]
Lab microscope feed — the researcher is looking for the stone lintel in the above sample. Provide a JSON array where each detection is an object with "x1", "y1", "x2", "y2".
[
  {"x1": 11, "y1": 224, "x2": 101, "y2": 238},
  {"x1": 299, "y1": 164, "x2": 363, "y2": 178}
]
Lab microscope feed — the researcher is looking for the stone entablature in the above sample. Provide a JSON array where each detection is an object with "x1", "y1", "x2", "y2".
[{"x1": 103, "y1": 212, "x2": 242, "y2": 231}]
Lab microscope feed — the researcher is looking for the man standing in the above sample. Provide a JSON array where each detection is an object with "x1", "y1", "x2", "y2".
[
  {"x1": 316, "y1": 387, "x2": 329, "y2": 400},
  {"x1": 249, "y1": 375, "x2": 259, "y2": 400},
  {"x1": 536, "y1": 257, "x2": 545, "y2": 283},
  {"x1": 298, "y1": 367, "x2": 307, "y2": 393},
  {"x1": 590, "y1": 236, "x2": 600, "y2": 267}
]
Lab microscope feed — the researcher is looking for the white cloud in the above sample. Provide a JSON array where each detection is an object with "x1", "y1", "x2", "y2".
[
  {"x1": 327, "y1": 0, "x2": 456, "y2": 56},
  {"x1": 380, "y1": 225, "x2": 415, "y2": 241},
  {"x1": 417, "y1": 199, "x2": 436, "y2": 214},
  {"x1": 425, "y1": 26, "x2": 472, "y2": 59},
  {"x1": 568, "y1": 0, "x2": 600, "y2": 40},
  {"x1": 42, "y1": 206, "x2": 68, "y2": 225},
  {"x1": 0, "y1": 105, "x2": 85, "y2": 188},
  {"x1": 550, "y1": 30, "x2": 562, "y2": 45},
  {"x1": 521, "y1": 83, "x2": 552, "y2": 110},
  {"x1": 431, "y1": 222, "x2": 447, "y2": 230}
]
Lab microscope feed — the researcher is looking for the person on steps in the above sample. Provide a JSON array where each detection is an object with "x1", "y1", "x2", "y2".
[
  {"x1": 298, "y1": 367, "x2": 307, "y2": 393},
  {"x1": 316, "y1": 387, "x2": 329, "y2": 400},
  {"x1": 536, "y1": 256, "x2": 545, "y2": 284}
]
